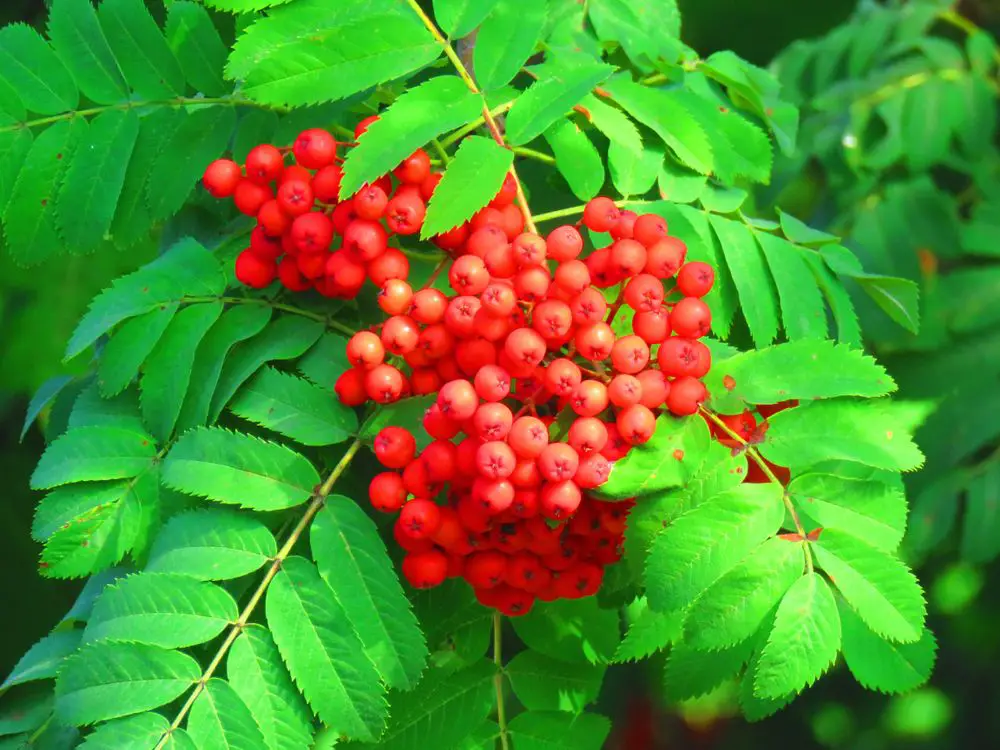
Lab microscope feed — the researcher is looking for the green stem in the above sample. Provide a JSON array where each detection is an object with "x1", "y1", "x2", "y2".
[
  {"x1": 156, "y1": 439, "x2": 363, "y2": 749},
  {"x1": 938, "y1": 7, "x2": 1000, "y2": 66},
  {"x1": 493, "y1": 612, "x2": 511, "y2": 750},
  {"x1": 513, "y1": 146, "x2": 556, "y2": 165},
  {"x1": 183, "y1": 295, "x2": 355, "y2": 337},
  {"x1": 438, "y1": 101, "x2": 516, "y2": 150},
  {"x1": 430, "y1": 138, "x2": 451, "y2": 165},
  {"x1": 533, "y1": 198, "x2": 651, "y2": 224}
]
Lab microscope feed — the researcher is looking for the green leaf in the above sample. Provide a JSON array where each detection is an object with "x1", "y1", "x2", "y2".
[
  {"x1": 754, "y1": 232, "x2": 829, "y2": 341},
  {"x1": 0, "y1": 685, "x2": 52, "y2": 736},
  {"x1": 788, "y1": 473, "x2": 908, "y2": 553},
  {"x1": 754, "y1": 573, "x2": 841, "y2": 698},
  {"x1": 359, "y1": 394, "x2": 436, "y2": 449},
  {"x1": 78, "y1": 712, "x2": 170, "y2": 749},
  {"x1": 760, "y1": 399, "x2": 925, "y2": 473},
  {"x1": 166, "y1": 1, "x2": 228, "y2": 97},
  {"x1": 421, "y1": 136, "x2": 513, "y2": 238},
  {"x1": 209, "y1": 315, "x2": 324, "y2": 422},
  {"x1": 604, "y1": 78, "x2": 713, "y2": 175},
  {"x1": 21, "y1": 374, "x2": 74, "y2": 442},
  {"x1": 512, "y1": 598, "x2": 620, "y2": 666},
  {"x1": 98, "y1": 0, "x2": 185, "y2": 99},
  {"x1": 66, "y1": 238, "x2": 225, "y2": 359},
  {"x1": 684, "y1": 538, "x2": 804, "y2": 651},
  {"x1": 0, "y1": 24, "x2": 78, "y2": 114},
  {"x1": 0, "y1": 127, "x2": 33, "y2": 217},
  {"x1": 162, "y1": 427, "x2": 320, "y2": 511},
  {"x1": 4, "y1": 117, "x2": 84, "y2": 266},
  {"x1": 340, "y1": 76, "x2": 481, "y2": 197},
  {"x1": 230, "y1": 367, "x2": 357, "y2": 447},
  {"x1": 598, "y1": 414, "x2": 711, "y2": 500},
  {"x1": 473, "y1": 0, "x2": 547, "y2": 90},
  {"x1": 839, "y1": 602, "x2": 936, "y2": 694},
  {"x1": 236, "y1": 2, "x2": 440, "y2": 108},
  {"x1": 961, "y1": 464, "x2": 1000, "y2": 563},
  {"x1": 813, "y1": 529, "x2": 926, "y2": 643},
  {"x1": 47, "y1": 0, "x2": 129, "y2": 105},
  {"x1": 67, "y1": 384, "x2": 145, "y2": 432},
  {"x1": 434, "y1": 0, "x2": 500, "y2": 38},
  {"x1": 266, "y1": 556, "x2": 386, "y2": 741},
  {"x1": 98, "y1": 304, "x2": 179, "y2": 398},
  {"x1": 506, "y1": 711, "x2": 611, "y2": 750},
  {"x1": 505, "y1": 60, "x2": 614, "y2": 146},
  {"x1": 663, "y1": 638, "x2": 752, "y2": 702},
  {"x1": 708, "y1": 214, "x2": 780, "y2": 348},
  {"x1": 31, "y1": 425, "x2": 156, "y2": 490},
  {"x1": 147, "y1": 105, "x2": 238, "y2": 220},
  {"x1": 777, "y1": 209, "x2": 838, "y2": 246},
  {"x1": 544, "y1": 119, "x2": 604, "y2": 201},
  {"x1": 2, "y1": 631, "x2": 83, "y2": 690},
  {"x1": 227, "y1": 625, "x2": 314, "y2": 750},
  {"x1": 55, "y1": 641, "x2": 199, "y2": 726},
  {"x1": 658, "y1": 159, "x2": 707, "y2": 204},
  {"x1": 608, "y1": 140, "x2": 660, "y2": 197},
  {"x1": 176, "y1": 304, "x2": 273, "y2": 433},
  {"x1": 580, "y1": 93, "x2": 642, "y2": 153},
  {"x1": 32, "y1": 479, "x2": 138, "y2": 542},
  {"x1": 83, "y1": 572, "x2": 237, "y2": 648},
  {"x1": 805, "y1": 252, "x2": 861, "y2": 347},
  {"x1": 311, "y1": 498, "x2": 428, "y2": 691},
  {"x1": 613, "y1": 598, "x2": 683, "y2": 663},
  {"x1": 855, "y1": 274, "x2": 921, "y2": 334},
  {"x1": 188, "y1": 678, "x2": 268, "y2": 750},
  {"x1": 506, "y1": 651, "x2": 605, "y2": 712},
  {"x1": 163, "y1": 727, "x2": 198, "y2": 750},
  {"x1": 645, "y1": 483, "x2": 785, "y2": 614},
  {"x1": 147, "y1": 508, "x2": 276, "y2": 581},
  {"x1": 141, "y1": 302, "x2": 224, "y2": 442},
  {"x1": 297, "y1": 332, "x2": 351, "y2": 390},
  {"x1": 234, "y1": 109, "x2": 279, "y2": 163}
]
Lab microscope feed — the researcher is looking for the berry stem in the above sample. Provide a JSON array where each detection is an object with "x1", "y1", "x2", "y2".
[
  {"x1": 155, "y1": 439, "x2": 363, "y2": 749},
  {"x1": 493, "y1": 611, "x2": 512, "y2": 750},
  {"x1": 429, "y1": 137, "x2": 452, "y2": 165},
  {"x1": 512, "y1": 146, "x2": 556, "y2": 165},
  {"x1": 534, "y1": 199, "x2": 652, "y2": 224},
  {"x1": 403, "y1": 0, "x2": 537, "y2": 234},
  {"x1": 698, "y1": 407, "x2": 814, "y2": 574}
]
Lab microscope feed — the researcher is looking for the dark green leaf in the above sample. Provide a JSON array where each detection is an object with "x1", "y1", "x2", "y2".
[
  {"x1": 166, "y1": 1, "x2": 229, "y2": 97},
  {"x1": 0, "y1": 23, "x2": 78, "y2": 114},
  {"x1": 664, "y1": 638, "x2": 752, "y2": 702},
  {"x1": 297, "y1": 332, "x2": 350, "y2": 390},
  {"x1": 506, "y1": 651, "x2": 605, "y2": 712},
  {"x1": 2, "y1": 631, "x2": 83, "y2": 690},
  {"x1": 839, "y1": 601, "x2": 936, "y2": 694},
  {"x1": 98, "y1": 304, "x2": 179, "y2": 398},
  {"x1": 512, "y1": 598, "x2": 619, "y2": 665},
  {"x1": 473, "y1": 0, "x2": 547, "y2": 90},
  {"x1": 98, "y1": 0, "x2": 185, "y2": 98},
  {"x1": 21, "y1": 374, "x2": 74, "y2": 441},
  {"x1": 506, "y1": 711, "x2": 611, "y2": 750},
  {"x1": 855, "y1": 274, "x2": 921, "y2": 334},
  {"x1": 961, "y1": 464, "x2": 1000, "y2": 563},
  {"x1": 47, "y1": 0, "x2": 129, "y2": 105},
  {"x1": 544, "y1": 119, "x2": 604, "y2": 200},
  {"x1": 78, "y1": 712, "x2": 170, "y2": 749}
]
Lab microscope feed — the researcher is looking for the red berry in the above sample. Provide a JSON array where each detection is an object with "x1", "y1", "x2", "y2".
[
  {"x1": 334, "y1": 368, "x2": 366, "y2": 406},
  {"x1": 422, "y1": 440, "x2": 458, "y2": 483},
  {"x1": 532, "y1": 300, "x2": 573, "y2": 340},
  {"x1": 546, "y1": 225, "x2": 584, "y2": 261},
  {"x1": 378, "y1": 279, "x2": 413, "y2": 316},
  {"x1": 394, "y1": 149, "x2": 431, "y2": 184},
  {"x1": 616, "y1": 404, "x2": 656, "y2": 445},
  {"x1": 353, "y1": 185, "x2": 388, "y2": 220},
  {"x1": 277, "y1": 180, "x2": 314, "y2": 217},
  {"x1": 582, "y1": 197, "x2": 620, "y2": 233},
  {"x1": 233, "y1": 180, "x2": 272, "y2": 216},
  {"x1": 473, "y1": 403, "x2": 514, "y2": 442},
  {"x1": 290, "y1": 212, "x2": 333, "y2": 254},
  {"x1": 343, "y1": 219, "x2": 388, "y2": 262},
  {"x1": 450, "y1": 255, "x2": 490, "y2": 296},
  {"x1": 411, "y1": 289, "x2": 449, "y2": 325},
  {"x1": 632, "y1": 307, "x2": 671, "y2": 344},
  {"x1": 294, "y1": 128, "x2": 337, "y2": 169},
  {"x1": 249, "y1": 225, "x2": 282, "y2": 259},
  {"x1": 504, "y1": 328, "x2": 546, "y2": 368},
  {"x1": 717, "y1": 410, "x2": 757, "y2": 441},
  {"x1": 369, "y1": 472, "x2": 406, "y2": 512},
  {"x1": 568, "y1": 417, "x2": 609, "y2": 455},
  {"x1": 203, "y1": 159, "x2": 242, "y2": 198},
  {"x1": 365, "y1": 364, "x2": 405, "y2": 403},
  {"x1": 476, "y1": 440, "x2": 517, "y2": 479},
  {"x1": 374, "y1": 426, "x2": 416, "y2": 469},
  {"x1": 670, "y1": 297, "x2": 712, "y2": 339},
  {"x1": 610, "y1": 210, "x2": 637, "y2": 240},
  {"x1": 368, "y1": 248, "x2": 409, "y2": 287},
  {"x1": 402, "y1": 549, "x2": 448, "y2": 588},
  {"x1": 475, "y1": 364, "x2": 512, "y2": 402},
  {"x1": 632, "y1": 213, "x2": 669, "y2": 247},
  {"x1": 399, "y1": 499, "x2": 442, "y2": 539},
  {"x1": 645, "y1": 237, "x2": 687, "y2": 278},
  {"x1": 312, "y1": 165, "x2": 343, "y2": 202},
  {"x1": 574, "y1": 322, "x2": 615, "y2": 361},
  {"x1": 576, "y1": 453, "x2": 611, "y2": 489},
  {"x1": 609, "y1": 239, "x2": 647, "y2": 278},
  {"x1": 570, "y1": 288, "x2": 608, "y2": 326},
  {"x1": 245, "y1": 144, "x2": 284, "y2": 185},
  {"x1": 490, "y1": 173, "x2": 518, "y2": 208},
  {"x1": 666, "y1": 376, "x2": 708, "y2": 416},
  {"x1": 545, "y1": 358, "x2": 582, "y2": 398},
  {"x1": 537, "y1": 443, "x2": 580, "y2": 482},
  {"x1": 346, "y1": 331, "x2": 384, "y2": 368},
  {"x1": 540, "y1": 481, "x2": 582, "y2": 520},
  {"x1": 438, "y1": 379, "x2": 479, "y2": 421},
  {"x1": 554, "y1": 259, "x2": 591, "y2": 295},
  {"x1": 657, "y1": 337, "x2": 711, "y2": 378},
  {"x1": 677, "y1": 261, "x2": 715, "y2": 297},
  {"x1": 636, "y1": 369, "x2": 670, "y2": 409},
  {"x1": 278, "y1": 256, "x2": 311, "y2": 292},
  {"x1": 624, "y1": 274, "x2": 665, "y2": 312},
  {"x1": 465, "y1": 551, "x2": 508, "y2": 589},
  {"x1": 512, "y1": 233, "x2": 546, "y2": 267},
  {"x1": 235, "y1": 249, "x2": 277, "y2": 289},
  {"x1": 508, "y1": 416, "x2": 549, "y2": 458},
  {"x1": 382, "y1": 315, "x2": 420, "y2": 355},
  {"x1": 610, "y1": 335, "x2": 651, "y2": 374},
  {"x1": 385, "y1": 192, "x2": 426, "y2": 235},
  {"x1": 608, "y1": 374, "x2": 642, "y2": 407}
]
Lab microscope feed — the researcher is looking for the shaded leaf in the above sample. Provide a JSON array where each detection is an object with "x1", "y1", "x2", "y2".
[{"x1": 506, "y1": 651, "x2": 605, "y2": 712}]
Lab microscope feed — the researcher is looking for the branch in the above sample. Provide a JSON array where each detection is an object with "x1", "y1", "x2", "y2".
[
  {"x1": 493, "y1": 612, "x2": 511, "y2": 750},
  {"x1": 155, "y1": 438, "x2": 363, "y2": 748}
]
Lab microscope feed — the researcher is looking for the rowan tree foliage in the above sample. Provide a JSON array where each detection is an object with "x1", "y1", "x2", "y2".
[{"x1": 2, "y1": 0, "x2": 983, "y2": 747}]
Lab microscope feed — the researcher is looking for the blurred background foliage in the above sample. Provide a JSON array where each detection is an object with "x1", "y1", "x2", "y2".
[{"x1": 4, "y1": 1, "x2": 1000, "y2": 748}]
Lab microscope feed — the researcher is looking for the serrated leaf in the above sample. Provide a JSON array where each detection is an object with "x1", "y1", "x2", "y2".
[
  {"x1": 839, "y1": 601, "x2": 936, "y2": 694},
  {"x1": 506, "y1": 652, "x2": 605, "y2": 712},
  {"x1": 47, "y1": 0, "x2": 129, "y2": 105},
  {"x1": 512, "y1": 598, "x2": 619, "y2": 666},
  {"x1": 645, "y1": 483, "x2": 785, "y2": 614},
  {"x1": 708, "y1": 214, "x2": 779, "y2": 348},
  {"x1": 599, "y1": 414, "x2": 711, "y2": 500},
  {"x1": 30, "y1": 425, "x2": 156, "y2": 490},
  {"x1": 146, "y1": 508, "x2": 276, "y2": 581},
  {"x1": 0, "y1": 126, "x2": 33, "y2": 217},
  {"x1": 613, "y1": 599, "x2": 683, "y2": 663},
  {"x1": 587, "y1": 0, "x2": 681, "y2": 66},
  {"x1": 604, "y1": 78, "x2": 713, "y2": 175},
  {"x1": 754, "y1": 232, "x2": 829, "y2": 341},
  {"x1": 4, "y1": 117, "x2": 84, "y2": 266},
  {"x1": 32, "y1": 480, "x2": 139, "y2": 542},
  {"x1": 684, "y1": 538, "x2": 804, "y2": 651},
  {"x1": 789, "y1": 473, "x2": 908, "y2": 553},
  {"x1": 267, "y1": 556, "x2": 386, "y2": 741},
  {"x1": 421, "y1": 136, "x2": 513, "y2": 238},
  {"x1": 678, "y1": 87, "x2": 772, "y2": 184},
  {"x1": 754, "y1": 573, "x2": 840, "y2": 698},
  {"x1": 234, "y1": 109, "x2": 279, "y2": 163},
  {"x1": 813, "y1": 529, "x2": 925, "y2": 643},
  {"x1": 166, "y1": 1, "x2": 228, "y2": 97},
  {"x1": 434, "y1": 0, "x2": 500, "y2": 38},
  {"x1": 760, "y1": 399, "x2": 925, "y2": 472},
  {"x1": 227, "y1": 625, "x2": 314, "y2": 750},
  {"x1": 163, "y1": 427, "x2": 320, "y2": 511},
  {"x1": 663, "y1": 638, "x2": 752, "y2": 702},
  {"x1": 297, "y1": 332, "x2": 350, "y2": 390},
  {"x1": 340, "y1": 76, "x2": 481, "y2": 197},
  {"x1": 78, "y1": 712, "x2": 170, "y2": 749},
  {"x1": 83, "y1": 572, "x2": 236, "y2": 649},
  {"x1": 960, "y1": 464, "x2": 1000, "y2": 563},
  {"x1": 98, "y1": 0, "x2": 185, "y2": 99},
  {"x1": 0, "y1": 23, "x2": 78, "y2": 114},
  {"x1": 66, "y1": 238, "x2": 225, "y2": 359},
  {"x1": 55, "y1": 641, "x2": 199, "y2": 726},
  {"x1": 236, "y1": 1, "x2": 439, "y2": 108},
  {"x1": 141, "y1": 301, "x2": 223, "y2": 442},
  {"x1": 230, "y1": 367, "x2": 357, "y2": 447},
  {"x1": 657, "y1": 159, "x2": 706, "y2": 203},
  {"x1": 67, "y1": 384, "x2": 145, "y2": 432},
  {"x1": 311, "y1": 498, "x2": 427, "y2": 691},
  {"x1": 98, "y1": 304, "x2": 179, "y2": 398},
  {"x1": 176, "y1": 304, "x2": 273, "y2": 433},
  {"x1": 473, "y1": 0, "x2": 547, "y2": 90},
  {"x1": 188, "y1": 678, "x2": 268, "y2": 750},
  {"x1": 21, "y1": 374, "x2": 74, "y2": 441},
  {"x1": 506, "y1": 711, "x2": 611, "y2": 750},
  {"x1": 544, "y1": 119, "x2": 604, "y2": 201},
  {"x1": 2, "y1": 631, "x2": 83, "y2": 690},
  {"x1": 209, "y1": 315, "x2": 324, "y2": 422},
  {"x1": 855, "y1": 274, "x2": 921, "y2": 334},
  {"x1": 0, "y1": 685, "x2": 52, "y2": 736},
  {"x1": 163, "y1": 727, "x2": 198, "y2": 750}
]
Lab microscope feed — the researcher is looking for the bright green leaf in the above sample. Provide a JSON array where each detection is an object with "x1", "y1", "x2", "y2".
[
  {"x1": 754, "y1": 232, "x2": 829, "y2": 341},
  {"x1": 544, "y1": 119, "x2": 604, "y2": 201},
  {"x1": 512, "y1": 598, "x2": 620, "y2": 666},
  {"x1": 613, "y1": 599, "x2": 683, "y2": 663},
  {"x1": 474, "y1": 0, "x2": 547, "y2": 90},
  {"x1": 839, "y1": 601, "x2": 936, "y2": 694},
  {"x1": 506, "y1": 711, "x2": 611, "y2": 750},
  {"x1": 0, "y1": 23, "x2": 78, "y2": 114},
  {"x1": 78, "y1": 712, "x2": 170, "y2": 749},
  {"x1": 98, "y1": 304, "x2": 179, "y2": 398},
  {"x1": 187, "y1": 678, "x2": 268, "y2": 750},
  {"x1": 98, "y1": 0, "x2": 185, "y2": 98},
  {"x1": 434, "y1": 0, "x2": 500, "y2": 38},
  {"x1": 30, "y1": 425, "x2": 156, "y2": 489}
]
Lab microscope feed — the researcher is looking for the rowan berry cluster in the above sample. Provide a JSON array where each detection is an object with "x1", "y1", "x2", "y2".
[
  {"x1": 201, "y1": 116, "x2": 434, "y2": 295},
  {"x1": 332, "y1": 192, "x2": 717, "y2": 615}
]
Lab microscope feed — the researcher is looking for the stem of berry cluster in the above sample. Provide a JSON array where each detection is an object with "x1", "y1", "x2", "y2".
[
  {"x1": 493, "y1": 612, "x2": 512, "y2": 750},
  {"x1": 154, "y1": 439, "x2": 363, "y2": 749},
  {"x1": 698, "y1": 407, "x2": 814, "y2": 573},
  {"x1": 534, "y1": 199, "x2": 652, "y2": 224}
]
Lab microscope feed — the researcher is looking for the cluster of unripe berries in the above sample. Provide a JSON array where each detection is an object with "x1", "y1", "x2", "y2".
[
  {"x1": 202, "y1": 117, "x2": 435, "y2": 295},
  {"x1": 329, "y1": 189, "x2": 717, "y2": 614}
]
